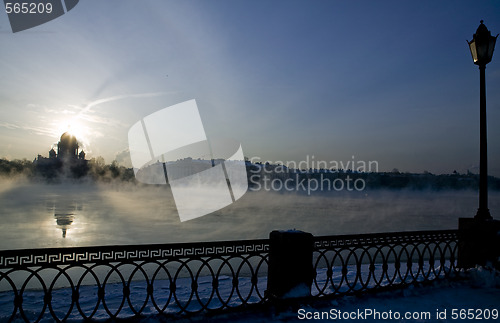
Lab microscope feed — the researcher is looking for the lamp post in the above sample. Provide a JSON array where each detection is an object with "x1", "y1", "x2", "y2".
[{"x1": 468, "y1": 20, "x2": 497, "y2": 221}]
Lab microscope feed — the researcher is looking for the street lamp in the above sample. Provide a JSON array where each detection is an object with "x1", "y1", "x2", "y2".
[{"x1": 468, "y1": 20, "x2": 497, "y2": 220}]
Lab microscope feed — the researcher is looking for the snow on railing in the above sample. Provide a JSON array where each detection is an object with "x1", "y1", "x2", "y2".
[
  {"x1": 312, "y1": 230, "x2": 459, "y2": 296},
  {"x1": 0, "y1": 230, "x2": 458, "y2": 322}
]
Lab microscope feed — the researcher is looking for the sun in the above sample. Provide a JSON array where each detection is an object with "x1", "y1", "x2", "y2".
[{"x1": 57, "y1": 118, "x2": 88, "y2": 147}]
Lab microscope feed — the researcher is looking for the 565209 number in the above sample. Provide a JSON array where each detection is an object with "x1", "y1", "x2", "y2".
[
  {"x1": 5, "y1": 2, "x2": 53, "y2": 14},
  {"x1": 451, "y1": 309, "x2": 499, "y2": 320}
]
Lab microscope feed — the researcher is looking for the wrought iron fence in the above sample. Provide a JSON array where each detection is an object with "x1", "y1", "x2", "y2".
[
  {"x1": 0, "y1": 229, "x2": 459, "y2": 322},
  {"x1": 312, "y1": 230, "x2": 459, "y2": 297},
  {"x1": 0, "y1": 240, "x2": 269, "y2": 322}
]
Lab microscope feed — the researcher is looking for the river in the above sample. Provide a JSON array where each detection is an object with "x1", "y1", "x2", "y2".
[{"x1": 0, "y1": 178, "x2": 498, "y2": 250}]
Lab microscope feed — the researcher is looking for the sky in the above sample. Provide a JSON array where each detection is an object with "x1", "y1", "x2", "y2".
[{"x1": 1, "y1": 0, "x2": 500, "y2": 175}]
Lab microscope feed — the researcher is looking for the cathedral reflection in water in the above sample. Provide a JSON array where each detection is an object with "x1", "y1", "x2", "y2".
[{"x1": 48, "y1": 200, "x2": 81, "y2": 238}]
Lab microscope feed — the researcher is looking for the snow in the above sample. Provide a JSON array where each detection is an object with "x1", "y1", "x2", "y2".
[
  {"x1": 283, "y1": 283, "x2": 311, "y2": 299},
  {"x1": 155, "y1": 267, "x2": 500, "y2": 323},
  {"x1": 1, "y1": 266, "x2": 499, "y2": 322},
  {"x1": 469, "y1": 266, "x2": 500, "y2": 288}
]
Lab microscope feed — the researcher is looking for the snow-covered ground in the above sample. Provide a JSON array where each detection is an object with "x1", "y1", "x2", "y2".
[
  {"x1": 1, "y1": 265, "x2": 499, "y2": 322},
  {"x1": 203, "y1": 278, "x2": 500, "y2": 323},
  {"x1": 140, "y1": 267, "x2": 500, "y2": 323}
]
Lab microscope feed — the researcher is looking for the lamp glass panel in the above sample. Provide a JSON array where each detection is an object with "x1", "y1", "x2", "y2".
[
  {"x1": 476, "y1": 40, "x2": 488, "y2": 61},
  {"x1": 469, "y1": 41, "x2": 478, "y2": 62}
]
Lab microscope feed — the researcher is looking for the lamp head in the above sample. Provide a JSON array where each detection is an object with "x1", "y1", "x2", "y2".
[{"x1": 468, "y1": 20, "x2": 498, "y2": 66}]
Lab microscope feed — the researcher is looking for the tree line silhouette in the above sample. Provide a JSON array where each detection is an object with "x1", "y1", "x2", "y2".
[
  {"x1": 0, "y1": 157, "x2": 135, "y2": 183},
  {"x1": 1, "y1": 157, "x2": 499, "y2": 190}
]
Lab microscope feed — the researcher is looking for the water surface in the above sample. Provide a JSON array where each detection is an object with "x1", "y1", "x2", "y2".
[{"x1": 0, "y1": 179, "x2": 498, "y2": 250}]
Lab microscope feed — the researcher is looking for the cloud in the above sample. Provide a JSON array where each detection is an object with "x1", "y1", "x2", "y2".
[
  {"x1": 67, "y1": 91, "x2": 173, "y2": 128},
  {"x1": 79, "y1": 92, "x2": 169, "y2": 115},
  {"x1": 76, "y1": 113, "x2": 126, "y2": 128},
  {"x1": 0, "y1": 121, "x2": 57, "y2": 137},
  {"x1": 0, "y1": 122, "x2": 20, "y2": 130},
  {"x1": 26, "y1": 92, "x2": 170, "y2": 130},
  {"x1": 114, "y1": 148, "x2": 132, "y2": 167}
]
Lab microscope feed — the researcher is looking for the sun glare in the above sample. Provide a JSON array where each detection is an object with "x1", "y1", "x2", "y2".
[{"x1": 57, "y1": 118, "x2": 89, "y2": 147}]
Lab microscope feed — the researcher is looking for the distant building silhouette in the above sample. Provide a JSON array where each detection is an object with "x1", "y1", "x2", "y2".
[
  {"x1": 57, "y1": 132, "x2": 79, "y2": 159},
  {"x1": 34, "y1": 132, "x2": 88, "y2": 178}
]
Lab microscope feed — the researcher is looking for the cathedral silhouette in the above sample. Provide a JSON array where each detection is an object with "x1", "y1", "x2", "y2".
[{"x1": 34, "y1": 132, "x2": 88, "y2": 178}]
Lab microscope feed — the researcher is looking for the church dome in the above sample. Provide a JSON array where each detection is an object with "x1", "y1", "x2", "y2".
[
  {"x1": 60, "y1": 132, "x2": 77, "y2": 142},
  {"x1": 58, "y1": 132, "x2": 79, "y2": 158}
]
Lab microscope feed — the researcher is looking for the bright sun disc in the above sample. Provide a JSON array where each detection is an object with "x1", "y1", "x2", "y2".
[{"x1": 57, "y1": 119, "x2": 88, "y2": 146}]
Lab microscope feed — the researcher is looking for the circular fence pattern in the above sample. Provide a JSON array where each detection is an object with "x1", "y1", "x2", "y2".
[
  {"x1": 311, "y1": 231, "x2": 459, "y2": 297},
  {"x1": 0, "y1": 240, "x2": 270, "y2": 322},
  {"x1": 0, "y1": 231, "x2": 459, "y2": 322}
]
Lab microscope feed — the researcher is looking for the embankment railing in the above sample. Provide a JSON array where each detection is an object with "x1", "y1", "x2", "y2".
[
  {"x1": 312, "y1": 230, "x2": 459, "y2": 297},
  {"x1": 0, "y1": 229, "x2": 459, "y2": 322}
]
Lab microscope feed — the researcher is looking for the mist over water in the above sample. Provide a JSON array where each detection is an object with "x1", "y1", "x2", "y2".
[{"x1": 0, "y1": 180, "x2": 499, "y2": 250}]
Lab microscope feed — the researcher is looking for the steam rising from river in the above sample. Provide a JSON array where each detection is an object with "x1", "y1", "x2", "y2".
[{"x1": 0, "y1": 179, "x2": 498, "y2": 250}]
